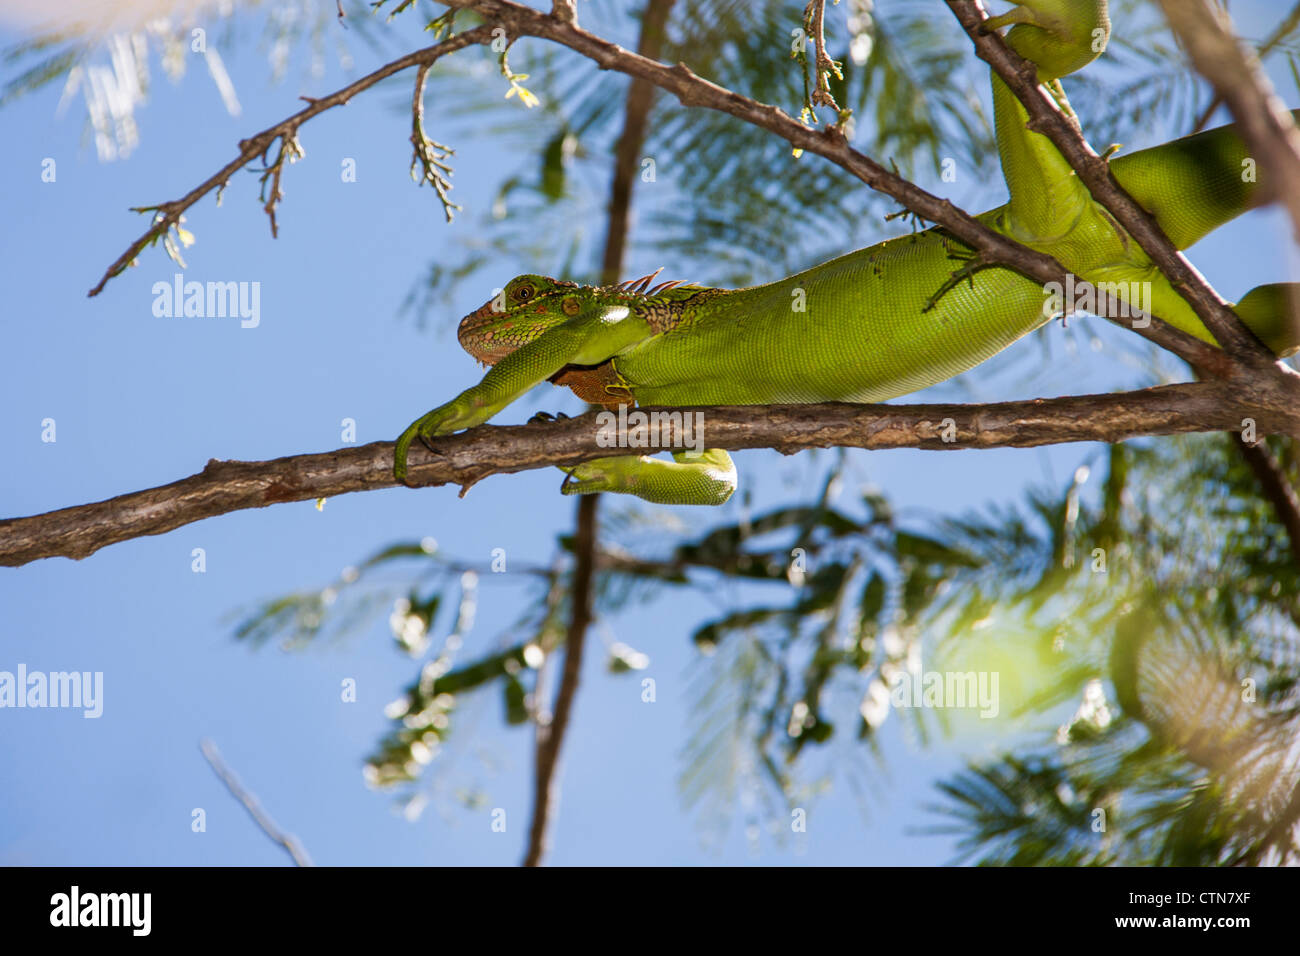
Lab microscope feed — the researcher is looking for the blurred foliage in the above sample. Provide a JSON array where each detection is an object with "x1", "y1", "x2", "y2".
[
  {"x1": 17, "y1": 0, "x2": 1300, "y2": 861},
  {"x1": 922, "y1": 434, "x2": 1300, "y2": 865},
  {"x1": 0, "y1": 0, "x2": 396, "y2": 161}
]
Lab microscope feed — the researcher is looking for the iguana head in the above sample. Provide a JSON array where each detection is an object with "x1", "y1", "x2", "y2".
[
  {"x1": 458, "y1": 274, "x2": 584, "y2": 366},
  {"x1": 458, "y1": 270, "x2": 699, "y2": 366}
]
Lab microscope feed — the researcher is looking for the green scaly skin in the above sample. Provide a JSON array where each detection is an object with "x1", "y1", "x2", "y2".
[{"x1": 395, "y1": 0, "x2": 1300, "y2": 505}]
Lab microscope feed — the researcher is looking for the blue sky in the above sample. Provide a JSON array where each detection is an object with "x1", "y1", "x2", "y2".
[{"x1": 0, "y1": 0, "x2": 1294, "y2": 865}]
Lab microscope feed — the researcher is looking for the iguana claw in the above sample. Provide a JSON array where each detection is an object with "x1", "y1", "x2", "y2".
[
  {"x1": 560, "y1": 457, "x2": 628, "y2": 497},
  {"x1": 394, "y1": 398, "x2": 488, "y2": 484}
]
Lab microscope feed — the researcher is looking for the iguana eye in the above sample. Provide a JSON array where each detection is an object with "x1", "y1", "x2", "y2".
[{"x1": 513, "y1": 283, "x2": 535, "y2": 302}]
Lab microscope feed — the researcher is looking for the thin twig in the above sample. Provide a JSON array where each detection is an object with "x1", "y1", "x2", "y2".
[
  {"x1": 199, "y1": 738, "x2": 314, "y2": 867},
  {"x1": 803, "y1": 0, "x2": 843, "y2": 113},
  {"x1": 88, "y1": 24, "x2": 494, "y2": 297},
  {"x1": 410, "y1": 62, "x2": 461, "y2": 222}
]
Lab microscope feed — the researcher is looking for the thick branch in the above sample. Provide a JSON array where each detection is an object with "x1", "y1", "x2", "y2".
[
  {"x1": 1158, "y1": 0, "x2": 1300, "y2": 242},
  {"x1": 4, "y1": 384, "x2": 1297, "y2": 567},
  {"x1": 947, "y1": 0, "x2": 1275, "y2": 368},
  {"x1": 88, "y1": 24, "x2": 495, "y2": 297}
]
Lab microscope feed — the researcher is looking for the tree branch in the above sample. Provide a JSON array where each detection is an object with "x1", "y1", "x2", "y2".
[
  {"x1": 5, "y1": 383, "x2": 1297, "y2": 568},
  {"x1": 522, "y1": 493, "x2": 596, "y2": 867},
  {"x1": 87, "y1": 23, "x2": 495, "y2": 297},
  {"x1": 1158, "y1": 0, "x2": 1300, "y2": 242}
]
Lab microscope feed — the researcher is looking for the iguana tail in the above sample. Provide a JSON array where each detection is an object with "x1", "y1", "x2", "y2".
[{"x1": 1109, "y1": 110, "x2": 1300, "y2": 251}]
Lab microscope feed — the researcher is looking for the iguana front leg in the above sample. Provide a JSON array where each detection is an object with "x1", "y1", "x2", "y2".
[{"x1": 394, "y1": 304, "x2": 647, "y2": 483}]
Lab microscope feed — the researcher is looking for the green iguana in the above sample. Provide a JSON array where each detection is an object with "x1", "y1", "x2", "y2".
[{"x1": 395, "y1": 0, "x2": 1300, "y2": 505}]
